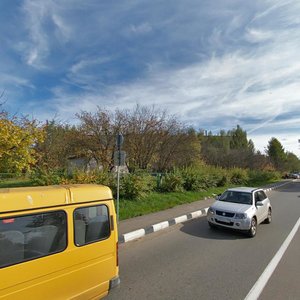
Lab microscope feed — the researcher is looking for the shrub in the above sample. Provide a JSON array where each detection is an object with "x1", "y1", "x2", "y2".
[
  {"x1": 229, "y1": 168, "x2": 249, "y2": 185},
  {"x1": 160, "y1": 171, "x2": 185, "y2": 192},
  {"x1": 181, "y1": 167, "x2": 205, "y2": 191},
  {"x1": 30, "y1": 168, "x2": 67, "y2": 186},
  {"x1": 248, "y1": 170, "x2": 281, "y2": 185},
  {"x1": 70, "y1": 170, "x2": 114, "y2": 186},
  {"x1": 120, "y1": 173, "x2": 155, "y2": 200}
]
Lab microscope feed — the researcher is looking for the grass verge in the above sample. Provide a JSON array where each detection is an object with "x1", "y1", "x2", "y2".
[
  {"x1": 0, "y1": 178, "x2": 35, "y2": 188},
  {"x1": 118, "y1": 186, "x2": 229, "y2": 220}
]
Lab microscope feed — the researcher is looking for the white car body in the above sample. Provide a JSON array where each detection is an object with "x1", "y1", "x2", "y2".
[{"x1": 207, "y1": 187, "x2": 272, "y2": 237}]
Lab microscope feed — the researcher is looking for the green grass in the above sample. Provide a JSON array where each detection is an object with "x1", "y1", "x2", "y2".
[
  {"x1": 0, "y1": 178, "x2": 35, "y2": 188},
  {"x1": 118, "y1": 186, "x2": 230, "y2": 220}
]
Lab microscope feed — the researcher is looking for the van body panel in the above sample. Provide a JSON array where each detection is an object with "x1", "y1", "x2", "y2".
[
  {"x1": 0, "y1": 184, "x2": 119, "y2": 300},
  {"x1": 0, "y1": 184, "x2": 113, "y2": 213}
]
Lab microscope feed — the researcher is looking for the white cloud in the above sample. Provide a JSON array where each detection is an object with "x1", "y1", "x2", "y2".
[
  {"x1": 130, "y1": 23, "x2": 153, "y2": 35},
  {"x1": 3, "y1": 0, "x2": 300, "y2": 157},
  {"x1": 0, "y1": 74, "x2": 35, "y2": 89},
  {"x1": 245, "y1": 28, "x2": 273, "y2": 43},
  {"x1": 21, "y1": 0, "x2": 72, "y2": 68},
  {"x1": 52, "y1": 14, "x2": 72, "y2": 41}
]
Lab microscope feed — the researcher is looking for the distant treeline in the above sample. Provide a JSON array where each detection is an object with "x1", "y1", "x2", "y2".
[{"x1": 1, "y1": 104, "x2": 299, "y2": 175}]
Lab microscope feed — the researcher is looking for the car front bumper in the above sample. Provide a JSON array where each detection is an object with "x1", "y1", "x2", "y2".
[{"x1": 207, "y1": 215, "x2": 252, "y2": 231}]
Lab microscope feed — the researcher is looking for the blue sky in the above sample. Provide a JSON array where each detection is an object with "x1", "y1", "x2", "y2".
[{"x1": 1, "y1": 0, "x2": 300, "y2": 157}]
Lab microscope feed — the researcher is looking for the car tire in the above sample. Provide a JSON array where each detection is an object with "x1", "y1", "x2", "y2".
[
  {"x1": 247, "y1": 218, "x2": 257, "y2": 237},
  {"x1": 264, "y1": 208, "x2": 272, "y2": 224}
]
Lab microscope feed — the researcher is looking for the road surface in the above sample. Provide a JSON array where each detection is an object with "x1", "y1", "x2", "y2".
[{"x1": 107, "y1": 181, "x2": 300, "y2": 300}]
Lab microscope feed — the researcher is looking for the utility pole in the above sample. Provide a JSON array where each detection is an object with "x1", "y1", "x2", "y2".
[{"x1": 115, "y1": 133, "x2": 125, "y2": 223}]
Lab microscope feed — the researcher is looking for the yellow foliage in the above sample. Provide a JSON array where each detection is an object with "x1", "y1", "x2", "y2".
[{"x1": 0, "y1": 116, "x2": 45, "y2": 173}]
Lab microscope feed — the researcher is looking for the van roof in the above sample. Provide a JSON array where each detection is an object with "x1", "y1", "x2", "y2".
[{"x1": 0, "y1": 184, "x2": 113, "y2": 214}]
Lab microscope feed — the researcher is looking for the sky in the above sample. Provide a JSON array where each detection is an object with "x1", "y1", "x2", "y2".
[{"x1": 1, "y1": 0, "x2": 300, "y2": 157}]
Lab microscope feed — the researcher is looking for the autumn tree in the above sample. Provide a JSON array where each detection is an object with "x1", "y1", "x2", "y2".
[
  {"x1": 76, "y1": 105, "x2": 201, "y2": 172},
  {"x1": 0, "y1": 112, "x2": 44, "y2": 173},
  {"x1": 35, "y1": 120, "x2": 83, "y2": 170},
  {"x1": 76, "y1": 108, "x2": 123, "y2": 170}
]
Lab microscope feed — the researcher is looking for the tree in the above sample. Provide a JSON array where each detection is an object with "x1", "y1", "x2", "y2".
[
  {"x1": 285, "y1": 152, "x2": 300, "y2": 172},
  {"x1": 266, "y1": 138, "x2": 286, "y2": 170},
  {"x1": 0, "y1": 113, "x2": 44, "y2": 173},
  {"x1": 76, "y1": 108, "x2": 122, "y2": 170},
  {"x1": 229, "y1": 125, "x2": 248, "y2": 150},
  {"x1": 35, "y1": 120, "x2": 83, "y2": 170},
  {"x1": 120, "y1": 105, "x2": 201, "y2": 171},
  {"x1": 200, "y1": 125, "x2": 256, "y2": 169}
]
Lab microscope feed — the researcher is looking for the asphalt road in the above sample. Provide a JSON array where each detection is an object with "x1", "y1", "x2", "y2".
[{"x1": 107, "y1": 181, "x2": 300, "y2": 300}]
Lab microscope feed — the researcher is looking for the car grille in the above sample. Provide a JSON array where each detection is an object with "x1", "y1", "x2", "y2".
[{"x1": 216, "y1": 210, "x2": 235, "y2": 218}]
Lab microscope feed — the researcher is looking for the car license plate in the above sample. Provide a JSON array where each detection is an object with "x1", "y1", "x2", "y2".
[{"x1": 217, "y1": 216, "x2": 231, "y2": 223}]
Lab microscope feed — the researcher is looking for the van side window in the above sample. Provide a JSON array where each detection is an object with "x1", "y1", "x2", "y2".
[
  {"x1": 0, "y1": 211, "x2": 67, "y2": 268},
  {"x1": 74, "y1": 205, "x2": 110, "y2": 246}
]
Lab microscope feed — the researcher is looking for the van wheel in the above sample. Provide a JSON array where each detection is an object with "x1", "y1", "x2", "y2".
[
  {"x1": 264, "y1": 208, "x2": 272, "y2": 224},
  {"x1": 247, "y1": 218, "x2": 257, "y2": 238}
]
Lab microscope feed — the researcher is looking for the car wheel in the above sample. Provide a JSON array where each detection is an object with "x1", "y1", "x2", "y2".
[
  {"x1": 264, "y1": 208, "x2": 272, "y2": 224},
  {"x1": 247, "y1": 218, "x2": 257, "y2": 237}
]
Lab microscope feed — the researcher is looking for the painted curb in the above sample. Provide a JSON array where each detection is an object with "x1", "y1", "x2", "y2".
[{"x1": 118, "y1": 180, "x2": 294, "y2": 244}]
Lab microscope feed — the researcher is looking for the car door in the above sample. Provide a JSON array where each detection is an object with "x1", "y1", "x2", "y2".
[{"x1": 254, "y1": 191, "x2": 268, "y2": 223}]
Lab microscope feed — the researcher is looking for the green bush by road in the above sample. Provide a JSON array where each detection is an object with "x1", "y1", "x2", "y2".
[{"x1": 0, "y1": 167, "x2": 281, "y2": 220}]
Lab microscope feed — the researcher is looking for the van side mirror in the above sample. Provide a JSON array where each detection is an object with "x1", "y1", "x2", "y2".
[{"x1": 256, "y1": 201, "x2": 263, "y2": 207}]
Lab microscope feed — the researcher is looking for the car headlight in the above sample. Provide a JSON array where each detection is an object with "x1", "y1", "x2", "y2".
[
  {"x1": 208, "y1": 207, "x2": 214, "y2": 215},
  {"x1": 234, "y1": 213, "x2": 247, "y2": 219}
]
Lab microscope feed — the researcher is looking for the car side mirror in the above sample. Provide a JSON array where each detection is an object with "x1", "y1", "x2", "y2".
[
  {"x1": 215, "y1": 194, "x2": 221, "y2": 200},
  {"x1": 256, "y1": 201, "x2": 263, "y2": 207}
]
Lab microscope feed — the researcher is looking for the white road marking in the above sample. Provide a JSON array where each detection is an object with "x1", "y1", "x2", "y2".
[{"x1": 244, "y1": 217, "x2": 300, "y2": 300}]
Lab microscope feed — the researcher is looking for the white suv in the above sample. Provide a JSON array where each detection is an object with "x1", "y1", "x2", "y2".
[{"x1": 207, "y1": 187, "x2": 272, "y2": 237}]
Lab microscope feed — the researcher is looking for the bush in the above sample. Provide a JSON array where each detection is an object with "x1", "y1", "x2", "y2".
[
  {"x1": 120, "y1": 173, "x2": 155, "y2": 200},
  {"x1": 248, "y1": 170, "x2": 281, "y2": 185},
  {"x1": 229, "y1": 168, "x2": 249, "y2": 185},
  {"x1": 70, "y1": 170, "x2": 114, "y2": 186},
  {"x1": 30, "y1": 168, "x2": 115, "y2": 188},
  {"x1": 181, "y1": 168, "x2": 205, "y2": 191},
  {"x1": 30, "y1": 168, "x2": 67, "y2": 186},
  {"x1": 160, "y1": 171, "x2": 185, "y2": 192}
]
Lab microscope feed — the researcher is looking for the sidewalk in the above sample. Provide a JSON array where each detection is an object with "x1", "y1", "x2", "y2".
[{"x1": 117, "y1": 180, "x2": 293, "y2": 243}]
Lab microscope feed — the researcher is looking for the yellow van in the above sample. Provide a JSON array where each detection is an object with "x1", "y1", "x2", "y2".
[{"x1": 0, "y1": 184, "x2": 120, "y2": 300}]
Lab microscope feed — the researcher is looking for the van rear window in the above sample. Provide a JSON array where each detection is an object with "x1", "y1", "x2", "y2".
[
  {"x1": 74, "y1": 205, "x2": 110, "y2": 246},
  {"x1": 0, "y1": 211, "x2": 67, "y2": 268}
]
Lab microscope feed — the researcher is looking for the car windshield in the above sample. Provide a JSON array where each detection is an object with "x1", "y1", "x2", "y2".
[{"x1": 219, "y1": 191, "x2": 252, "y2": 205}]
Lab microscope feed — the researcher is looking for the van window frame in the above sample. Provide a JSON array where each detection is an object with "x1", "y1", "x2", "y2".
[
  {"x1": 0, "y1": 209, "x2": 68, "y2": 269},
  {"x1": 73, "y1": 203, "x2": 111, "y2": 247}
]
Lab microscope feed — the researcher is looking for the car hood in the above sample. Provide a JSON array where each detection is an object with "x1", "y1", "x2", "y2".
[{"x1": 211, "y1": 201, "x2": 252, "y2": 213}]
